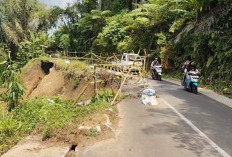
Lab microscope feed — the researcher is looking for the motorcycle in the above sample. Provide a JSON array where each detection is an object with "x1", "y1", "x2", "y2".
[
  {"x1": 151, "y1": 65, "x2": 162, "y2": 81},
  {"x1": 184, "y1": 70, "x2": 199, "y2": 94}
]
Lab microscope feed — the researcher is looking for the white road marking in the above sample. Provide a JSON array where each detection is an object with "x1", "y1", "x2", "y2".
[{"x1": 162, "y1": 99, "x2": 231, "y2": 157}]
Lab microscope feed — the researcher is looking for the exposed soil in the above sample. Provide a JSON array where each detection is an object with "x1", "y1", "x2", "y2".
[
  {"x1": 57, "y1": 110, "x2": 118, "y2": 143},
  {"x1": 61, "y1": 110, "x2": 119, "y2": 157},
  {"x1": 21, "y1": 60, "x2": 47, "y2": 98},
  {"x1": 21, "y1": 60, "x2": 120, "y2": 101},
  {"x1": 21, "y1": 60, "x2": 94, "y2": 100},
  {"x1": 0, "y1": 88, "x2": 7, "y2": 93}
]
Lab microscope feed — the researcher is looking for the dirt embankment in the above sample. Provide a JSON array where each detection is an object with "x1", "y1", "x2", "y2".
[
  {"x1": 21, "y1": 59, "x2": 120, "y2": 101},
  {"x1": 21, "y1": 60, "x2": 95, "y2": 100},
  {"x1": 1, "y1": 59, "x2": 122, "y2": 157}
]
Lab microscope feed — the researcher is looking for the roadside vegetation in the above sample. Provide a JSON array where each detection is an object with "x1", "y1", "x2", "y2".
[
  {"x1": 0, "y1": 90, "x2": 117, "y2": 155},
  {"x1": 52, "y1": 0, "x2": 232, "y2": 97}
]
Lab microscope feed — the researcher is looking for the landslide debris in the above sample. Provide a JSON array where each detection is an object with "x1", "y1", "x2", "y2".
[
  {"x1": 21, "y1": 58, "x2": 121, "y2": 100},
  {"x1": 21, "y1": 58, "x2": 94, "y2": 100}
]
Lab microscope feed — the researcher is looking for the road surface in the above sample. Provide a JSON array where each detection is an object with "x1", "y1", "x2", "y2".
[{"x1": 80, "y1": 78, "x2": 232, "y2": 157}]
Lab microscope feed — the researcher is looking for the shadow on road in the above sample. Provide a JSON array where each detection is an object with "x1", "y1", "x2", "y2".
[
  {"x1": 150, "y1": 79, "x2": 232, "y2": 156},
  {"x1": 144, "y1": 107, "x2": 219, "y2": 157}
]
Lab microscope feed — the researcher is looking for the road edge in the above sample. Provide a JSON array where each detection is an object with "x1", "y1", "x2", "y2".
[{"x1": 163, "y1": 78, "x2": 232, "y2": 109}]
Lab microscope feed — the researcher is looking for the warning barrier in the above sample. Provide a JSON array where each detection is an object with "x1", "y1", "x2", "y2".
[
  {"x1": 100, "y1": 65, "x2": 147, "y2": 78},
  {"x1": 99, "y1": 75, "x2": 122, "y2": 84},
  {"x1": 67, "y1": 51, "x2": 149, "y2": 106},
  {"x1": 98, "y1": 64, "x2": 145, "y2": 76}
]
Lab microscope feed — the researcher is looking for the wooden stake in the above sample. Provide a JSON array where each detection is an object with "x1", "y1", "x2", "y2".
[
  {"x1": 110, "y1": 50, "x2": 141, "y2": 105},
  {"x1": 72, "y1": 82, "x2": 90, "y2": 106},
  {"x1": 94, "y1": 65, "x2": 97, "y2": 95},
  {"x1": 110, "y1": 75, "x2": 127, "y2": 106}
]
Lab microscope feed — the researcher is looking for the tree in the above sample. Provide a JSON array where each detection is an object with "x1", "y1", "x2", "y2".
[
  {"x1": 54, "y1": 10, "x2": 112, "y2": 53},
  {"x1": 0, "y1": 0, "x2": 62, "y2": 57},
  {"x1": 59, "y1": 34, "x2": 70, "y2": 52},
  {"x1": 17, "y1": 31, "x2": 54, "y2": 67}
]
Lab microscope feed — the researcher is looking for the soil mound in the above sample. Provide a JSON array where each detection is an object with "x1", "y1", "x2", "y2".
[
  {"x1": 29, "y1": 68, "x2": 65, "y2": 98},
  {"x1": 21, "y1": 60, "x2": 94, "y2": 100},
  {"x1": 21, "y1": 60, "x2": 46, "y2": 97}
]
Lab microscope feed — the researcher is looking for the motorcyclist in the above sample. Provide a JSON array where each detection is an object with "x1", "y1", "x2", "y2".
[
  {"x1": 151, "y1": 57, "x2": 162, "y2": 80},
  {"x1": 182, "y1": 60, "x2": 191, "y2": 85},
  {"x1": 189, "y1": 61, "x2": 196, "y2": 72},
  {"x1": 152, "y1": 58, "x2": 159, "y2": 66},
  {"x1": 151, "y1": 58, "x2": 160, "y2": 69},
  {"x1": 182, "y1": 61, "x2": 199, "y2": 85},
  {"x1": 182, "y1": 60, "x2": 190, "y2": 71}
]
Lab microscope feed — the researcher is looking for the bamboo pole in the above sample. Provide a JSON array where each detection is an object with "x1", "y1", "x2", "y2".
[
  {"x1": 94, "y1": 65, "x2": 98, "y2": 95},
  {"x1": 110, "y1": 50, "x2": 141, "y2": 105},
  {"x1": 62, "y1": 56, "x2": 96, "y2": 60},
  {"x1": 72, "y1": 82, "x2": 91, "y2": 106},
  {"x1": 110, "y1": 72, "x2": 130, "y2": 106}
]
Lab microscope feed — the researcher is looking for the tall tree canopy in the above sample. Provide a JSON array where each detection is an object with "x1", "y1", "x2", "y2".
[{"x1": 0, "y1": 0, "x2": 63, "y2": 56}]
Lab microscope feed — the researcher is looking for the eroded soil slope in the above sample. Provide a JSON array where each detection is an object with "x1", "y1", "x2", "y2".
[{"x1": 21, "y1": 59, "x2": 94, "y2": 100}]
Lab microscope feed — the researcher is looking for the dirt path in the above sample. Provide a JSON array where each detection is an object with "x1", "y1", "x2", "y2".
[{"x1": 2, "y1": 135, "x2": 70, "y2": 157}]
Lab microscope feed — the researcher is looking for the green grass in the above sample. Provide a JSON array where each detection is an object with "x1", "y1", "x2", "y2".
[
  {"x1": 21, "y1": 56, "x2": 51, "y2": 73},
  {"x1": 21, "y1": 57, "x2": 91, "y2": 84},
  {"x1": 55, "y1": 59, "x2": 89, "y2": 72},
  {"x1": 200, "y1": 83, "x2": 232, "y2": 99},
  {"x1": 54, "y1": 59, "x2": 91, "y2": 79},
  {"x1": 85, "y1": 128, "x2": 99, "y2": 137},
  {"x1": 73, "y1": 80, "x2": 80, "y2": 89},
  {"x1": 0, "y1": 89, "x2": 117, "y2": 155}
]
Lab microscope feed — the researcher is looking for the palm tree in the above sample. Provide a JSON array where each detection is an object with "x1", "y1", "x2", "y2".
[
  {"x1": 0, "y1": 0, "x2": 63, "y2": 57},
  {"x1": 0, "y1": 0, "x2": 63, "y2": 44}
]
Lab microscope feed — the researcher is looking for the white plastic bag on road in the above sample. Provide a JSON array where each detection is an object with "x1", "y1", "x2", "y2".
[
  {"x1": 142, "y1": 89, "x2": 156, "y2": 96},
  {"x1": 141, "y1": 95, "x2": 158, "y2": 106},
  {"x1": 141, "y1": 89, "x2": 158, "y2": 106}
]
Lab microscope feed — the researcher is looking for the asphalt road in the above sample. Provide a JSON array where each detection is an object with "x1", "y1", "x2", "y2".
[{"x1": 80, "y1": 78, "x2": 232, "y2": 157}]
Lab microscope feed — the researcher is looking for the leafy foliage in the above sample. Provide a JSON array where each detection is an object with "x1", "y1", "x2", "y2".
[
  {"x1": 54, "y1": 9, "x2": 111, "y2": 52},
  {"x1": 0, "y1": 0, "x2": 62, "y2": 59},
  {"x1": 59, "y1": 34, "x2": 70, "y2": 51},
  {"x1": 1, "y1": 54, "x2": 25, "y2": 110},
  {"x1": 17, "y1": 31, "x2": 54, "y2": 67}
]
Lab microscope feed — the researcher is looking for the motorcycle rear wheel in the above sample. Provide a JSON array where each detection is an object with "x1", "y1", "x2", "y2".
[{"x1": 191, "y1": 84, "x2": 198, "y2": 94}]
